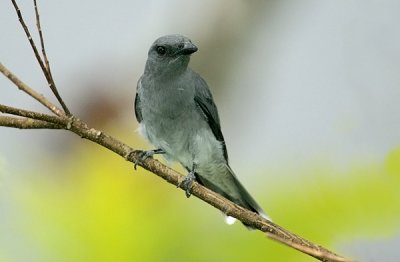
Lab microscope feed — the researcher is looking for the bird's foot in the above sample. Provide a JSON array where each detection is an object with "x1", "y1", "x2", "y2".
[
  {"x1": 179, "y1": 171, "x2": 196, "y2": 198},
  {"x1": 130, "y1": 149, "x2": 165, "y2": 170}
]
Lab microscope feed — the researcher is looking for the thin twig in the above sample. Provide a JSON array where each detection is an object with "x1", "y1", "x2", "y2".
[
  {"x1": 0, "y1": 62, "x2": 63, "y2": 116},
  {"x1": 0, "y1": 104, "x2": 65, "y2": 125},
  {"x1": 10, "y1": 0, "x2": 45, "y2": 74},
  {"x1": 33, "y1": 0, "x2": 70, "y2": 115},
  {"x1": 0, "y1": 115, "x2": 62, "y2": 129},
  {"x1": 11, "y1": 0, "x2": 70, "y2": 115},
  {"x1": 33, "y1": 0, "x2": 49, "y2": 71}
]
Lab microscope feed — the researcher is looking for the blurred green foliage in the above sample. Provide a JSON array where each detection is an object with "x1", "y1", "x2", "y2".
[{"x1": 1, "y1": 129, "x2": 399, "y2": 261}]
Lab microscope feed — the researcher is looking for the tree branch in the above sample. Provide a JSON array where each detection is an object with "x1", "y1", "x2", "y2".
[
  {"x1": 0, "y1": 62, "x2": 63, "y2": 116},
  {"x1": 0, "y1": 115, "x2": 62, "y2": 129},
  {"x1": 268, "y1": 233, "x2": 351, "y2": 262},
  {"x1": 0, "y1": 104, "x2": 65, "y2": 125},
  {"x1": 41, "y1": 114, "x2": 354, "y2": 262},
  {"x1": 0, "y1": 2, "x2": 355, "y2": 262}
]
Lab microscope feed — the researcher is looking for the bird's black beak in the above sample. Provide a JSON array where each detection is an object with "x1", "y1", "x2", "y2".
[{"x1": 178, "y1": 42, "x2": 198, "y2": 55}]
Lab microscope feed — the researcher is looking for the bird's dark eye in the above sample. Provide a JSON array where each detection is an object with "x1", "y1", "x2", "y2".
[
  {"x1": 156, "y1": 46, "x2": 166, "y2": 55},
  {"x1": 178, "y1": 43, "x2": 184, "y2": 49}
]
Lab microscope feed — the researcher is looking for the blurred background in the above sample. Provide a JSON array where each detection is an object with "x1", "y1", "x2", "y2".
[{"x1": 1, "y1": 0, "x2": 400, "y2": 261}]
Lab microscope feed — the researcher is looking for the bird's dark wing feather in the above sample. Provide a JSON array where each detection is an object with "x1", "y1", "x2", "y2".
[
  {"x1": 193, "y1": 72, "x2": 228, "y2": 162},
  {"x1": 134, "y1": 78, "x2": 143, "y2": 123}
]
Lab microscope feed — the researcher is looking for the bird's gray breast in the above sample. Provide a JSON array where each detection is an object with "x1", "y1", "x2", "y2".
[{"x1": 138, "y1": 76, "x2": 204, "y2": 163}]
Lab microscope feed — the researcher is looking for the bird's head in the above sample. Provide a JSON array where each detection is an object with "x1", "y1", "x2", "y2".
[{"x1": 145, "y1": 34, "x2": 198, "y2": 79}]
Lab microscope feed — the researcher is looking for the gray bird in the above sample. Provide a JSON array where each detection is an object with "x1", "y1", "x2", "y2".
[{"x1": 134, "y1": 34, "x2": 269, "y2": 226}]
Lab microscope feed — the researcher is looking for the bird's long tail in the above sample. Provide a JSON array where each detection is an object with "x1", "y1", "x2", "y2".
[{"x1": 195, "y1": 164, "x2": 271, "y2": 228}]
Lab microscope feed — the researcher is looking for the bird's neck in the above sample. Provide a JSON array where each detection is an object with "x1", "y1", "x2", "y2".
[
  {"x1": 145, "y1": 66, "x2": 188, "y2": 82},
  {"x1": 144, "y1": 58, "x2": 190, "y2": 81}
]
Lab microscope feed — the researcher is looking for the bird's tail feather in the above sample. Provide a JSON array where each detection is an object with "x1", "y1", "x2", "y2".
[
  {"x1": 195, "y1": 164, "x2": 271, "y2": 228},
  {"x1": 224, "y1": 165, "x2": 271, "y2": 229}
]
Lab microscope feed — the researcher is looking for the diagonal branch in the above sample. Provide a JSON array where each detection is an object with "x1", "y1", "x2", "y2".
[
  {"x1": 11, "y1": 0, "x2": 70, "y2": 115},
  {"x1": 67, "y1": 117, "x2": 356, "y2": 262}
]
